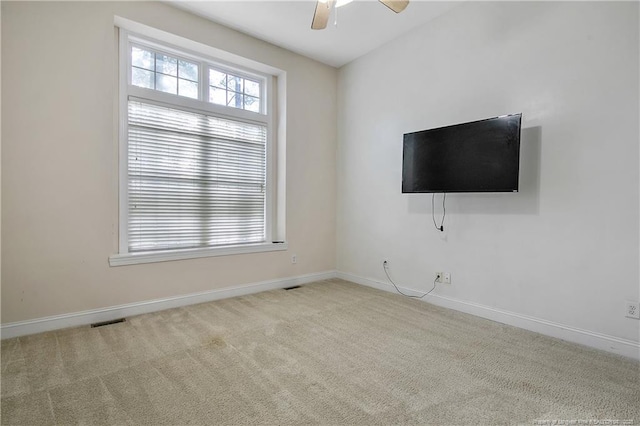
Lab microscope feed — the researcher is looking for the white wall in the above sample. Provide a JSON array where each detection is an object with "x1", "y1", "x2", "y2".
[
  {"x1": 337, "y1": 2, "x2": 639, "y2": 343},
  {"x1": 2, "y1": 0, "x2": 638, "y2": 353},
  {"x1": 1, "y1": 1, "x2": 337, "y2": 324}
]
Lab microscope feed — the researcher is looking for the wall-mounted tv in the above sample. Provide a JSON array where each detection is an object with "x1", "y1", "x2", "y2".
[{"x1": 402, "y1": 114, "x2": 522, "y2": 193}]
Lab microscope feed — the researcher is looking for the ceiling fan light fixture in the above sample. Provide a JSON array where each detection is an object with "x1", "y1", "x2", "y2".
[
  {"x1": 312, "y1": 0, "x2": 408, "y2": 30},
  {"x1": 335, "y1": 0, "x2": 354, "y2": 8}
]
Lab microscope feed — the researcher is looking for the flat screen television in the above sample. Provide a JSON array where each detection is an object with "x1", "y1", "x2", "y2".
[{"x1": 402, "y1": 113, "x2": 522, "y2": 193}]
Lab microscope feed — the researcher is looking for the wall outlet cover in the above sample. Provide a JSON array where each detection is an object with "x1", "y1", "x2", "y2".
[{"x1": 625, "y1": 301, "x2": 640, "y2": 319}]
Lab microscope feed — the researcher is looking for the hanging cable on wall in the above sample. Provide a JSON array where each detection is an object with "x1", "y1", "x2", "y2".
[
  {"x1": 383, "y1": 261, "x2": 437, "y2": 299},
  {"x1": 432, "y1": 193, "x2": 446, "y2": 232}
]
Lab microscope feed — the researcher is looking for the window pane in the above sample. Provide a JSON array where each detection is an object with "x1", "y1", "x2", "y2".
[
  {"x1": 179, "y1": 60, "x2": 198, "y2": 81},
  {"x1": 132, "y1": 46, "x2": 153, "y2": 70},
  {"x1": 132, "y1": 67, "x2": 154, "y2": 89},
  {"x1": 156, "y1": 74, "x2": 177, "y2": 94},
  {"x1": 245, "y1": 79, "x2": 260, "y2": 97},
  {"x1": 209, "y1": 86, "x2": 226, "y2": 105},
  {"x1": 209, "y1": 69, "x2": 226, "y2": 89},
  {"x1": 227, "y1": 75, "x2": 243, "y2": 93},
  {"x1": 156, "y1": 54, "x2": 177, "y2": 76},
  {"x1": 244, "y1": 95, "x2": 260, "y2": 113},
  {"x1": 129, "y1": 47, "x2": 266, "y2": 114},
  {"x1": 179, "y1": 79, "x2": 198, "y2": 99},
  {"x1": 227, "y1": 91, "x2": 242, "y2": 109}
]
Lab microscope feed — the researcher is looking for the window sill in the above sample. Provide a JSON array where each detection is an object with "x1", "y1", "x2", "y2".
[{"x1": 109, "y1": 242, "x2": 288, "y2": 267}]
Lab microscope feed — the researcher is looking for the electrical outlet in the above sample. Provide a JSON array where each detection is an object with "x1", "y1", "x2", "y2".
[
  {"x1": 383, "y1": 259, "x2": 389, "y2": 268},
  {"x1": 625, "y1": 301, "x2": 640, "y2": 319},
  {"x1": 436, "y1": 272, "x2": 451, "y2": 284},
  {"x1": 291, "y1": 255, "x2": 297, "y2": 264}
]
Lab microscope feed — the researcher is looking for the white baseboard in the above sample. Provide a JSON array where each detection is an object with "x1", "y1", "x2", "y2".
[
  {"x1": 0, "y1": 270, "x2": 337, "y2": 339},
  {"x1": 5, "y1": 269, "x2": 638, "y2": 361},
  {"x1": 337, "y1": 271, "x2": 640, "y2": 361}
]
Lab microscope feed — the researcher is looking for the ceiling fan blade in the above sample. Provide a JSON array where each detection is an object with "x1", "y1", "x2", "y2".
[
  {"x1": 379, "y1": 0, "x2": 409, "y2": 13},
  {"x1": 311, "y1": 1, "x2": 334, "y2": 30}
]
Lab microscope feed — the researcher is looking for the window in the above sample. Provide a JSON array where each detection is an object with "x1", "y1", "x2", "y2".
[
  {"x1": 208, "y1": 68, "x2": 261, "y2": 113},
  {"x1": 110, "y1": 27, "x2": 286, "y2": 266},
  {"x1": 131, "y1": 46, "x2": 199, "y2": 99}
]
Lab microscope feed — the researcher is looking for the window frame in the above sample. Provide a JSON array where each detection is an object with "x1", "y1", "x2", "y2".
[{"x1": 110, "y1": 26, "x2": 286, "y2": 267}]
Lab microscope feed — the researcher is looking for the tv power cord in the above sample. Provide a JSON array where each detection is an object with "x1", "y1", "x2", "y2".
[
  {"x1": 383, "y1": 260, "x2": 437, "y2": 299},
  {"x1": 432, "y1": 192, "x2": 446, "y2": 232}
]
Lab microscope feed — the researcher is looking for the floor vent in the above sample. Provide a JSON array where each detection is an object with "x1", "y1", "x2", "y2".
[
  {"x1": 283, "y1": 286, "x2": 301, "y2": 291},
  {"x1": 91, "y1": 318, "x2": 126, "y2": 328}
]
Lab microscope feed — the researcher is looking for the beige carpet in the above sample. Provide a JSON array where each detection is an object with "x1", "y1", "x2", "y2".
[{"x1": 1, "y1": 278, "x2": 639, "y2": 425}]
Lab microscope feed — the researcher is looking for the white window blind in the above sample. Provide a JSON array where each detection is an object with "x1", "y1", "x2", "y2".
[{"x1": 127, "y1": 100, "x2": 267, "y2": 252}]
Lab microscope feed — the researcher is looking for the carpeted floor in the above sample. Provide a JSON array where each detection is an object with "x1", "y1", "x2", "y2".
[{"x1": 1, "y1": 278, "x2": 639, "y2": 425}]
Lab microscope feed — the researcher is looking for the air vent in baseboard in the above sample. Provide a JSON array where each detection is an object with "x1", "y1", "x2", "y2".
[
  {"x1": 283, "y1": 286, "x2": 301, "y2": 291},
  {"x1": 91, "y1": 318, "x2": 126, "y2": 328}
]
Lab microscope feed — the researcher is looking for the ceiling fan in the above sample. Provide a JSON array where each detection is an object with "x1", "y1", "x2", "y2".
[{"x1": 311, "y1": 0, "x2": 410, "y2": 30}]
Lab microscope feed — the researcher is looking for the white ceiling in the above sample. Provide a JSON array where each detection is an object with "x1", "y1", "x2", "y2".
[{"x1": 170, "y1": 1, "x2": 460, "y2": 68}]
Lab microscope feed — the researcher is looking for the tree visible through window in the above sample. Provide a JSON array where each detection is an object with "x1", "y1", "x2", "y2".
[
  {"x1": 131, "y1": 46, "x2": 199, "y2": 99},
  {"x1": 208, "y1": 68, "x2": 261, "y2": 113}
]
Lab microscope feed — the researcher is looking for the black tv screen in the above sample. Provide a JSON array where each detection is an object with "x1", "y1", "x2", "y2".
[{"x1": 402, "y1": 114, "x2": 522, "y2": 193}]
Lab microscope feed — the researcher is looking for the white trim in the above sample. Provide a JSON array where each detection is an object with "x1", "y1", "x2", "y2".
[
  {"x1": 5, "y1": 268, "x2": 636, "y2": 361},
  {"x1": 118, "y1": 27, "x2": 129, "y2": 254},
  {"x1": 1, "y1": 270, "x2": 336, "y2": 340},
  {"x1": 109, "y1": 242, "x2": 288, "y2": 267},
  {"x1": 336, "y1": 271, "x2": 640, "y2": 360},
  {"x1": 127, "y1": 89, "x2": 269, "y2": 125},
  {"x1": 264, "y1": 74, "x2": 275, "y2": 244},
  {"x1": 274, "y1": 74, "x2": 287, "y2": 242}
]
